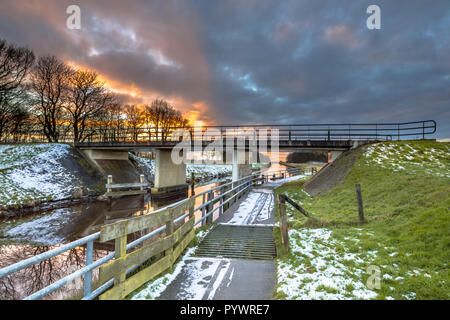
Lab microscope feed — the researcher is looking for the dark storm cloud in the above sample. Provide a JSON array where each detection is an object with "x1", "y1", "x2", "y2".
[{"x1": 0, "y1": 0, "x2": 449, "y2": 136}]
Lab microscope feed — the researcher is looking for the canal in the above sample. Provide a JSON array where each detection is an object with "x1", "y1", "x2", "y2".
[{"x1": 0, "y1": 157, "x2": 293, "y2": 300}]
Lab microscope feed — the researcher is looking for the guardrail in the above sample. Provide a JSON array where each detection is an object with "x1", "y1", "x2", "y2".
[
  {"x1": 0, "y1": 168, "x2": 306, "y2": 300},
  {"x1": 0, "y1": 120, "x2": 436, "y2": 144},
  {"x1": 106, "y1": 174, "x2": 149, "y2": 197}
]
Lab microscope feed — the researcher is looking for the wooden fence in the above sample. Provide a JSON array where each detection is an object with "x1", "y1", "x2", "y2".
[
  {"x1": 106, "y1": 174, "x2": 149, "y2": 197},
  {"x1": 97, "y1": 197, "x2": 195, "y2": 300}
]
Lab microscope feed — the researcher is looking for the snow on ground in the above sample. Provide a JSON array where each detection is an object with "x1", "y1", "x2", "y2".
[
  {"x1": 364, "y1": 142, "x2": 449, "y2": 177},
  {"x1": 263, "y1": 173, "x2": 311, "y2": 188},
  {"x1": 0, "y1": 144, "x2": 79, "y2": 206},
  {"x1": 131, "y1": 246, "x2": 232, "y2": 300},
  {"x1": 226, "y1": 191, "x2": 274, "y2": 225},
  {"x1": 3, "y1": 208, "x2": 74, "y2": 245},
  {"x1": 277, "y1": 228, "x2": 379, "y2": 300},
  {"x1": 226, "y1": 192, "x2": 261, "y2": 224}
]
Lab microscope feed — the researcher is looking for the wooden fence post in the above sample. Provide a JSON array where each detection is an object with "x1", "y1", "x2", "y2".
[
  {"x1": 107, "y1": 175, "x2": 113, "y2": 193},
  {"x1": 190, "y1": 172, "x2": 195, "y2": 196},
  {"x1": 277, "y1": 194, "x2": 289, "y2": 251},
  {"x1": 140, "y1": 174, "x2": 145, "y2": 191},
  {"x1": 165, "y1": 209, "x2": 174, "y2": 259},
  {"x1": 355, "y1": 184, "x2": 365, "y2": 223},
  {"x1": 224, "y1": 184, "x2": 230, "y2": 211},
  {"x1": 114, "y1": 221, "x2": 127, "y2": 286},
  {"x1": 206, "y1": 191, "x2": 213, "y2": 224}
]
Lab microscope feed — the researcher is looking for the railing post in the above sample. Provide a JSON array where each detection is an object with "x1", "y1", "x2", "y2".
[
  {"x1": 219, "y1": 194, "x2": 223, "y2": 216},
  {"x1": 355, "y1": 184, "x2": 365, "y2": 223},
  {"x1": 277, "y1": 194, "x2": 289, "y2": 251},
  {"x1": 201, "y1": 193, "x2": 206, "y2": 227},
  {"x1": 165, "y1": 209, "x2": 175, "y2": 260},
  {"x1": 107, "y1": 175, "x2": 112, "y2": 193},
  {"x1": 83, "y1": 240, "x2": 93, "y2": 298},
  {"x1": 140, "y1": 174, "x2": 145, "y2": 191},
  {"x1": 114, "y1": 221, "x2": 128, "y2": 286},
  {"x1": 422, "y1": 122, "x2": 425, "y2": 140},
  {"x1": 206, "y1": 191, "x2": 213, "y2": 224},
  {"x1": 190, "y1": 172, "x2": 195, "y2": 196}
]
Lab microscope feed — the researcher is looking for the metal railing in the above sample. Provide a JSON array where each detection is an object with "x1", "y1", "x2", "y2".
[
  {"x1": 0, "y1": 120, "x2": 436, "y2": 145},
  {"x1": 0, "y1": 168, "x2": 306, "y2": 300}
]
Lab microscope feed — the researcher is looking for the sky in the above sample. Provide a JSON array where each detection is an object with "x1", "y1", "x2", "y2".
[{"x1": 0, "y1": 0, "x2": 449, "y2": 137}]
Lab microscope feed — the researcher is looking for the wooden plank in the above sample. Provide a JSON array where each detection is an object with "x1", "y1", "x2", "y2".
[
  {"x1": 164, "y1": 209, "x2": 174, "y2": 258},
  {"x1": 106, "y1": 183, "x2": 149, "y2": 188},
  {"x1": 105, "y1": 190, "x2": 148, "y2": 197},
  {"x1": 99, "y1": 218, "x2": 194, "y2": 285},
  {"x1": 99, "y1": 208, "x2": 170, "y2": 242},
  {"x1": 171, "y1": 198, "x2": 195, "y2": 220},
  {"x1": 282, "y1": 194, "x2": 312, "y2": 218},
  {"x1": 99, "y1": 254, "x2": 172, "y2": 300},
  {"x1": 99, "y1": 235, "x2": 173, "y2": 284},
  {"x1": 113, "y1": 221, "x2": 127, "y2": 285},
  {"x1": 172, "y1": 229, "x2": 195, "y2": 264},
  {"x1": 173, "y1": 218, "x2": 194, "y2": 243}
]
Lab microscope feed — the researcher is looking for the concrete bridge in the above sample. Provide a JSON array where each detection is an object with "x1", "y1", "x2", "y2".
[{"x1": 75, "y1": 121, "x2": 436, "y2": 196}]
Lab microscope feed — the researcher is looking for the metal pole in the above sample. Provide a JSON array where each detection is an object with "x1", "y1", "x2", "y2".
[
  {"x1": 201, "y1": 193, "x2": 206, "y2": 227},
  {"x1": 83, "y1": 240, "x2": 93, "y2": 298}
]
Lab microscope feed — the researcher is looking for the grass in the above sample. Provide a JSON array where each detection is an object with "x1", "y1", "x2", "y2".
[{"x1": 273, "y1": 140, "x2": 449, "y2": 300}]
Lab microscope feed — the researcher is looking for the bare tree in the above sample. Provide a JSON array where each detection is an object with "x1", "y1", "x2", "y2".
[
  {"x1": 65, "y1": 70, "x2": 114, "y2": 143},
  {"x1": 124, "y1": 104, "x2": 144, "y2": 142},
  {"x1": 30, "y1": 55, "x2": 72, "y2": 142},
  {"x1": 144, "y1": 99, "x2": 189, "y2": 142},
  {"x1": 0, "y1": 39, "x2": 35, "y2": 141}
]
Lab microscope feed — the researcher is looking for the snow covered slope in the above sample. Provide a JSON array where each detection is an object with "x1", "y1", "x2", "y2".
[{"x1": 0, "y1": 144, "x2": 103, "y2": 207}]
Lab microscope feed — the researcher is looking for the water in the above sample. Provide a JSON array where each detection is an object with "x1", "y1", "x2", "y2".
[
  {"x1": 0, "y1": 161, "x2": 290, "y2": 300},
  {"x1": 0, "y1": 178, "x2": 230, "y2": 300}
]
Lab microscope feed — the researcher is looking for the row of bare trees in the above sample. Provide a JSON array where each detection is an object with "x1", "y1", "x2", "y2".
[{"x1": 0, "y1": 38, "x2": 190, "y2": 143}]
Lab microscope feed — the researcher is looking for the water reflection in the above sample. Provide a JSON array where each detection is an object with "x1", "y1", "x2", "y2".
[
  {"x1": 0, "y1": 179, "x2": 228, "y2": 300},
  {"x1": 0, "y1": 163, "x2": 290, "y2": 300}
]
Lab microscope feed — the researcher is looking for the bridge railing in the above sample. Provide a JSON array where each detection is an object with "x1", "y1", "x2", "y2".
[
  {"x1": 0, "y1": 168, "x2": 306, "y2": 300},
  {"x1": 75, "y1": 120, "x2": 436, "y2": 144},
  {"x1": 0, "y1": 120, "x2": 436, "y2": 145}
]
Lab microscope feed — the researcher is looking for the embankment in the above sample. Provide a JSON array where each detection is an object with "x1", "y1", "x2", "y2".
[{"x1": 274, "y1": 140, "x2": 449, "y2": 300}]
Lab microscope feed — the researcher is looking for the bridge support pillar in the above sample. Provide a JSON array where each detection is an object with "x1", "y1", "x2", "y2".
[
  {"x1": 328, "y1": 150, "x2": 343, "y2": 163},
  {"x1": 232, "y1": 149, "x2": 252, "y2": 182},
  {"x1": 151, "y1": 149, "x2": 188, "y2": 198}
]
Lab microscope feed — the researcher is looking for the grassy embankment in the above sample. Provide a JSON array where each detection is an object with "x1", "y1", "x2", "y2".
[
  {"x1": 273, "y1": 140, "x2": 449, "y2": 300},
  {"x1": 0, "y1": 143, "x2": 103, "y2": 208}
]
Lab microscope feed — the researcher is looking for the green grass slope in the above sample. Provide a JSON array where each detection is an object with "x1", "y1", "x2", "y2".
[{"x1": 274, "y1": 140, "x2": 449, "y2": 300}]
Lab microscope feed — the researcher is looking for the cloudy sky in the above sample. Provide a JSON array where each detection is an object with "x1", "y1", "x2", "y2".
[{"x1": 0, "y1": 0, "x2": 449, "y2": 137}]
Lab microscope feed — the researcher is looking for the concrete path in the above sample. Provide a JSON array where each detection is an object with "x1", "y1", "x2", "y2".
[{"x1": 132, "y1": 175, "x2": 305, "y2": 300}]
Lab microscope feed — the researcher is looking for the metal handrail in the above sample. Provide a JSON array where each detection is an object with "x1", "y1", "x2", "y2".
[
  {"x1": 0, "y1": 168, "x2": 304, "y2": 300},
  {"x1": 1, "y1": 120, "x2": 436, "y2": 144}
]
